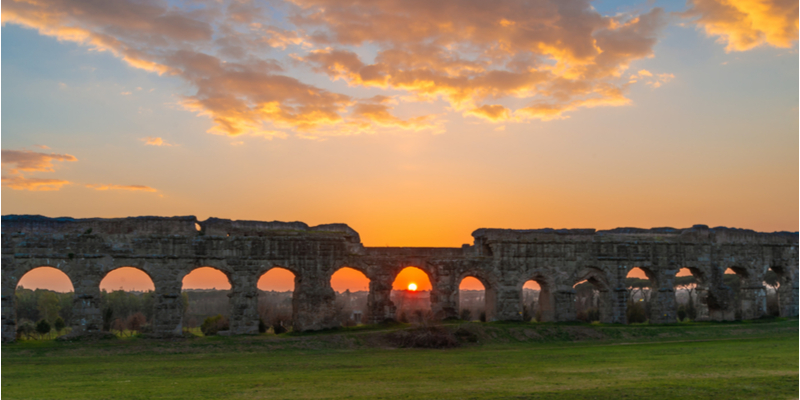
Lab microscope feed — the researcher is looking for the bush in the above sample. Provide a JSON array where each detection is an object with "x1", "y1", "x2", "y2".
[
  {"x1": 200, "y1": 314, "x2": 229, "y2": 336},
  {"x1": 16, "y1": 319, "x2": 35, "y2": 340},
  {"x1": 479, "y1": 311, "x2": 486, "y2": 322},
  {"x1": 385, "y1": 325, "x2": 460, "y2": 348},
  {"x1": 35, "y1": 319, "x2": 51, "y2": 339},
  {"x1": 54, "y1": 317, "x2": 66, "y2": 333},
  {"x1": 677, "y1": 305, "x2": 687, "y2": 321},
  {"x1": 460, "y1": 309, "x2": 472, "y2": 321},
  {"x1": 126, "y1": 312, "x2": 147, "y2": 333},
  {"x1": 258, "y1": 318, "x2": 268, "y2": 333},
  {"x1": 627, "y1": 302, "x2": 647, "y2": 323}
]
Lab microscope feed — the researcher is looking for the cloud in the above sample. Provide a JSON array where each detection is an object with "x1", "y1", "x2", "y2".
[
  {"x1": 1, "y1": 176, "x2": 71, "y2": 191},
  {"x1": 85, "y1": 184, "x2": 158, "y2": 192},
  {"x1": 297, "y1": 0, "x2": 667, "y2": 121},
  {"x1": 3, "y1": 0, "x2": 670, "y2": 136},
  {"x1": 142, "y1": 137, "x2": 173, "y2": 146},
  {"x1": 682, "y1": 0, "x2": 799, "y2": 52},
  {"x1": 465, "y1": 105, "x2": 512, "y2": 122},
  {"x1": 1, "y1": 149, "x2": 78, "y2": 174}
]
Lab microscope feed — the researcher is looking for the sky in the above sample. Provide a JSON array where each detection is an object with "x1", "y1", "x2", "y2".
[{"x1": 3, "y1": 0, "x2": 798, "y2": 292}]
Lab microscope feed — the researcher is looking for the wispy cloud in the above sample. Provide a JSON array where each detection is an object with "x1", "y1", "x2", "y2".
[
  {"x1": 1, "y1": 176, "x2": 71, "y2": 191},
  {"x1": 682, "y1": 0, "x2": 798, "y2": 52},
  {"x1": 1, "y1": 149, "x2": 78, "y2": 174},
  {"x1": 86, "y1": 184, "x2": 158, "y2": 192}
]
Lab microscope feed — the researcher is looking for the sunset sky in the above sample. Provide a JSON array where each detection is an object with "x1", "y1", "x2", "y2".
[{"x1": 4, "y1": 0, "x2": 798, "y2": 291}]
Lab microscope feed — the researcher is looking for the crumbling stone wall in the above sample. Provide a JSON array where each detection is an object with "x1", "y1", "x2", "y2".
[{"x1": 2, "y1": 215, "x2": 797, "y2": 342}]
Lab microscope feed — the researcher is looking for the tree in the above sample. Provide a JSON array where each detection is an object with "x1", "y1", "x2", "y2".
[
  {"x1": 35, "y1": 319, "x2": 51, "y2": 339},
  {"x1": 37, "y1": 291, "x2": 61, "y2": 325},
  {"x1": 54, "y1": 317, "x2": 66, "y2": 334}
]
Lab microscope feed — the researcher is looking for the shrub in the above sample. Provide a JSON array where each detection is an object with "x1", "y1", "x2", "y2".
[
  {"x1": 272, "y1": 323, "x2": 287, "y2": 334},
  {"x1": 258, "y1": 318, "x2": 268, "y2": 333},
  {"x1": 35, "y1": 319, "x2": 51, "y2": 339},
  {"x1": 126, "y1": 312, "x2": 147, "y2": 333},
  {"x1": 201, "y1": 314, "x2": 229, "y2": 336},
  {"x1": 677, "y1": 305, "x2": 687, "y2": 321},
  {"x1": 16, "y1": 319, "x2": 35, "y2": 340},
  {"x1": 627, "y1": 302, "x2": 647, "y2": 323},
  {"x1": 479, "y1": 311, "x2": 486, "y2": 322},
  {"x1": 460, "y1": 309, "x2": 472, "y2": 321},
  {"x1": 385, "y1": 325, "x2": 460, "y2": 348},
  {"x1": 54, "y1": 317, "x2": 66, "y2": 333}
]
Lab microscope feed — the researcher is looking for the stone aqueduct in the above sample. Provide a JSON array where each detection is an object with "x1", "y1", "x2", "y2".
[{"x1": 2, "y1": 215, "x2": 798, "y2": 342}]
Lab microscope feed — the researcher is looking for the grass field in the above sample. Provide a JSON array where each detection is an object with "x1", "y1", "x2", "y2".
[{"x1": 2, "y1": 319, "x2": 797, "y2": 399}]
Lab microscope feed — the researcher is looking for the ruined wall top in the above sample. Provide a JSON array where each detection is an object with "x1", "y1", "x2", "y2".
[
  {"x1": 2, "y1": 215, "x2": 796, "y2": 247},
  {"x1": 473, "y1": 225, "x2": 799, "y2": 245},
  {"x1": 1, "y1": 215, "x2": 360, "y2": 243}
]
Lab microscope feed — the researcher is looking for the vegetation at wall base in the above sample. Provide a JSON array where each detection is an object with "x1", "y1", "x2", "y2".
[{"x1": 3, "y1": 319, "x2": 797, "y2": 399}]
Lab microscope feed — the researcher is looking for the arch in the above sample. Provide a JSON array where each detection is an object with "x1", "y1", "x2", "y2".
[
  {"x1": 625, "y1": 267, "x2": 656, "y2": 323},
  {"x1": 98, "y1": 267, "x2": 157, "y2": 334},
  {"x1": 330, "y1": 267, "x2": 370, "y2": 326},
  {"x1": 180, "y1": 267, "x2": 232, "y2": 331},
  {"x1": 14, "y1": 267, "x2": 75, "y2": 340},
  {"x1": 257, "y1": 266, "x2": 297, "y2": 332},
  {"x1": 674, "y1": 268, "x2": 701, "y2": 321},
  {"x1": 457, "y1": 276, "x2": 486, "y2": 322},
  {"x1": 572, "y1": 267, "x2": 612, "y2": 323},
  {"x1": 518, "y1": 272, "x2": 555, "y2": 322},
  {"x1": 391, "y1": 267, "x2": 433, "y2": 323}
]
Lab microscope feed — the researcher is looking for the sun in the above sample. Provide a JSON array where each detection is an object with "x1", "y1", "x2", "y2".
[{"x1": 407, "y1": 283, "x2": 418, "y2": 291}]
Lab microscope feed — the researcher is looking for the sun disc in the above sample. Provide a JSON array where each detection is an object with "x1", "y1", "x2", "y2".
[{"x1": 408, "y1": 283, "x2": 417, "y2": 291}]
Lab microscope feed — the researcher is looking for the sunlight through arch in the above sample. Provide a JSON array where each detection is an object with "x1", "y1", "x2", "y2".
[{"x1": 391, "y1": 267, "x2": 432, "y2": 323}]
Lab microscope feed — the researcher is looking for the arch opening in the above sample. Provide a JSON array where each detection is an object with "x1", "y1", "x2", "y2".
[
  {"x1": 765, "y1": 267, "x2": 784, "y2": 317},
  {"x1": 391, "y1": 267, "x2": 432, "y2": 324},
  {"x1": 723, "y1": 268, "x2": 745, "y2": 320},
  {"x1": 15, "y1": 267, "x2": 74, "y2": 340},
  {"x1": 99, "y1": 267, "x2": 156, "y2": 336},
  {"x1": 521, "y1": 278, "x2": 552, "y2": 322},
  {"x1": 331, "y1": 267, "x2": 370, "y2": 326},
  {"x1": 257, "y1": 267, "x2": 296, "y2": 333},
  {"x1": 181, "y1": 267, "x2": 232, "y2": 334},
  {"x1": 674, "y1": 268, "x2": 701, "y2": 322},
  {"x1": 573, "y1": 280, "x2": 600, "y2": 323},
  {"x1": 625, "y1": 267, "x2": 654, "y2": 323},
  {"x1": 458, "y1": 276, "x2": 485, "y2": 322}
]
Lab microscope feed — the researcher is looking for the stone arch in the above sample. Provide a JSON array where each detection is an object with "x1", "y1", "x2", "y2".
[
  {"x1": 11, "y1": 265, "x2": 76, "y2": 339},
  {"x1": 624, "y1": 266, "x2": 658, "y2": 323},
  {"x1": 455, "y1": 269, "x2": 498, "y2": 322},
  {"x1": 722, "y1": 265, "x2": 766, "y2": 320},
  {"x1": 572, "y1": 267, "x2": 615, "y2": 324},
  {"x1": 768, "y1": 265, "x2": 799, "y2": 317},
  {"x1": 390, "y1": 265, "x2": 434, "y2": 323},
  {"x1": 328, "y1": 265, "x2": 372, "y2": 326},
  {"x1": 518, "y1": 270, "x2": 556, "y2": 322},
  {"x1": 256, "y1": 264, "x2": 301, "y2": 332}
]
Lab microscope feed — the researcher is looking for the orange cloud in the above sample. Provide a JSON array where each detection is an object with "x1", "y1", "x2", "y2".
[
  {"x1": 2, "y1": 0, "x2": 671, "y2": 136},
  {"x1": 297, "y1": 1, "x2": 667, "y2": 121},
  {"x1": 142, "y1": 137, "x2": 173, "y2": 146},
  {"x1": 465, "y1": 105, "x2": 512, "y2": 122},
  {"x1": 683, "y1": 0, "x2": 799, "y2": 51},
  {"x1": 85, "y1": 184, "x2": 158, "y2": 192},
  {"x1": 1, "y1": 176, "x2": 71, "y2": 191},
  {"x1": 1, "y1": 149, "x2": 77, "y2": 173}
]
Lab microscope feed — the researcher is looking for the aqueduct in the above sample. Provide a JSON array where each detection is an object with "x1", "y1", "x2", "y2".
[{"x1": 2, "y1": 215, "x2": 798, "y2": 342}]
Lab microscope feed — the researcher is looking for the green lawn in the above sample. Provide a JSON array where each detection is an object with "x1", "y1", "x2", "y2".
[{"x1": 2, "y1": 320, "x2": 797, "y2": 399}]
